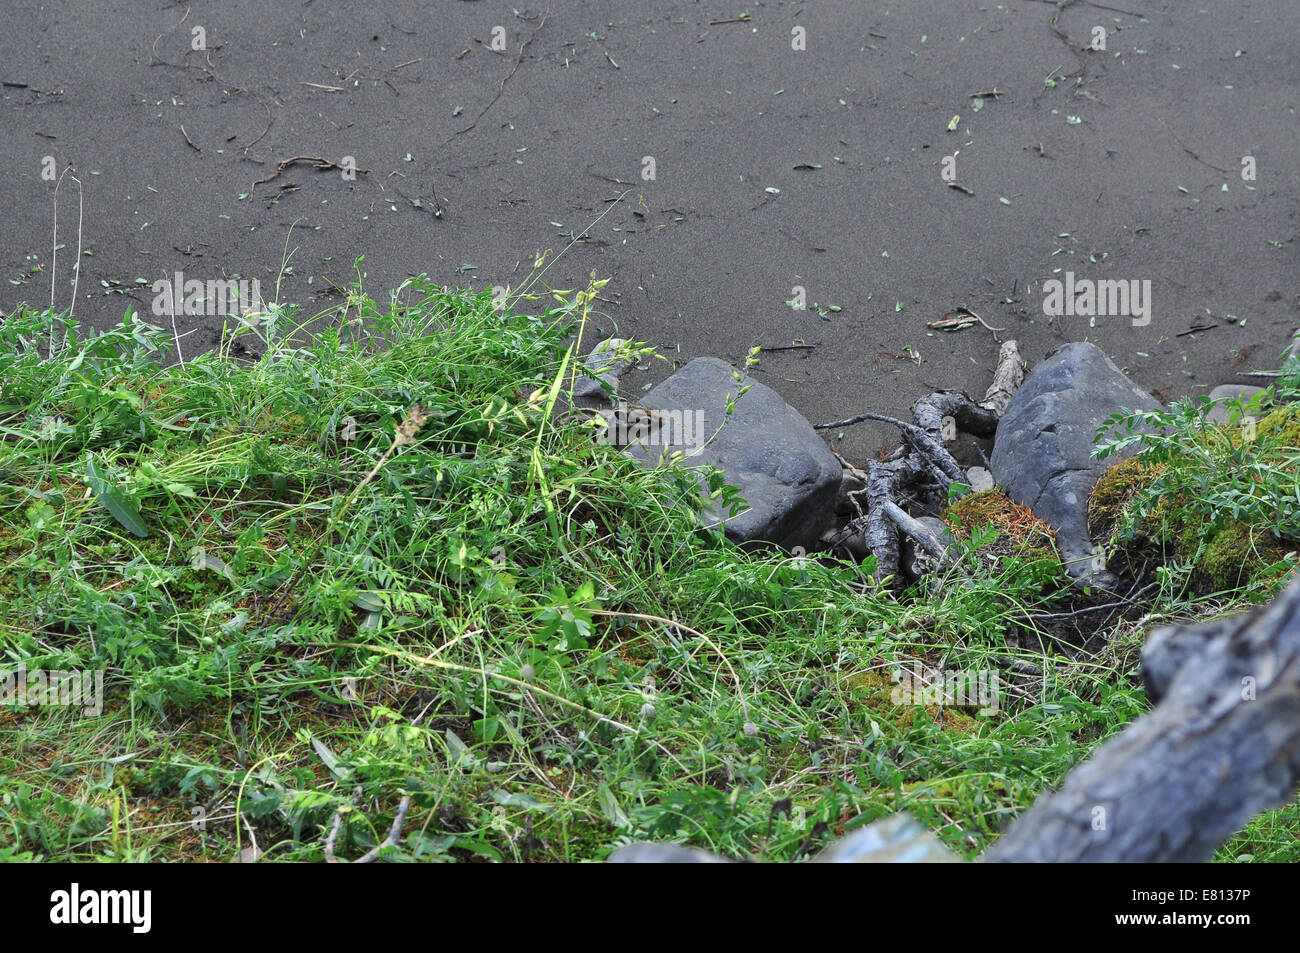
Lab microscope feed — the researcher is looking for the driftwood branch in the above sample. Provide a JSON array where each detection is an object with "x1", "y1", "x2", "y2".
[
  {"x1": 984, "y1": 573, "x2": 1300, "y2": 862},
  {"x1": 823, "y1": 339, "x2": 1024, "y2": 586},
  {"x1": 882, "y1": 501, "x2": 950, "y2": 567},
  {"x1": 861, "y1": 455, "x2": 924, "y2": 582},
  {"x1": 913, "y1": 392, "x2": 1001, "y2": 439},
  {"x1": 980, "y1": 340, "x2": 1026, "y2": 417},
  {"x1": 816, "y1": 412, "x2": 964, "y2": 485}
]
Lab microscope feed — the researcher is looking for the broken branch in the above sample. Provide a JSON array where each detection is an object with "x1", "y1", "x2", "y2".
[{"x1": 251, "y1": 155, "x2": 371, "y2": 195}]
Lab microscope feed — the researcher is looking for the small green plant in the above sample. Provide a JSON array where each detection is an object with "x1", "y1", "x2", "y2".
[{"x1": 1093, "y1": 365, "x2": 1300, "y2": 593}]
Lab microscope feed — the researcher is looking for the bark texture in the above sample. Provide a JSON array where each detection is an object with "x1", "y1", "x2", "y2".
[{"x1": 985, "y1": 574, "x2": 1300, "y2": 862}]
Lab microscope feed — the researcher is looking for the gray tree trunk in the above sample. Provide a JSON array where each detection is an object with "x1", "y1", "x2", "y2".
[{"x1": 984, "y1": 573, "x2": 1300, "y2": 862}]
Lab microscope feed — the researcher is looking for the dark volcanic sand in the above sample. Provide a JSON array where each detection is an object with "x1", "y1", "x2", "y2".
[{"x1": 2, "y1": 0, "x2": 1297, "y2": 463}]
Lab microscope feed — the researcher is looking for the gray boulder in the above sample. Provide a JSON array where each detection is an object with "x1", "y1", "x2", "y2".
[
  {"x1": 990, "y1": 342, "x2": 1161, "y2": 589},
  {"x1": 623, "y1": 357, "x2": 841, "y2": 552}
]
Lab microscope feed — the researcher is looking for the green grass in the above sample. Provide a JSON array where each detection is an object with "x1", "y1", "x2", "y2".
[
  {"x1": 1093, "y1": 372, "x2": 1300, "y2": 595},
  {"x1": 1, "y1": 272, "x2": 1297, "y2": 862}
]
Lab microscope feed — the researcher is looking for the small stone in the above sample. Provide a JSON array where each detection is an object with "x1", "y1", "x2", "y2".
[
  {"x1": 607, "y1": 843, "x2": 733, "y2": 863},
  {"x1": 572, "y1": 337, "x2": 633, "y2": 409},
  {"x1": 966, "y1": 466, "x2": 994, "y2": 492},
  {"x1": 814, "y1": 813, "x2": 961, "y2": 863},
  {"x1": 1206, "y1": 385, "x2": 1267, "y2": 425}
]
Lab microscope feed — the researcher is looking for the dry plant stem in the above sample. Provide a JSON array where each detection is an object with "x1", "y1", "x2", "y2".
[
  {"x1": 324, "y1": 786, "x2": 413, "y2": 864},
  {"x1": 1013, "y1": 582, "x2": 1160, "y2": 623},
  {"x1": 49, "y1": 168, "x2": 85, "y2": 358},
  {"x1": 240, "y1": 816, "x2": 260, "y2": 862},
  {"x1": 524, "y1": 688, "x2": 574, "y2": 752},
  {"x1": 447, "y1": 15, "x2": 548, "y2": 141},
  {"x1": 251, "y1": 155, "x2": 372, "y2": 195},
  {"x1": 929, "y1": 308, "x2": 1005, "y2": 334},
  {"x1": 339, "y1": 403, "x2": 432, "y2": 518},
  {"x1": 508, "y1": 188, "x2": 630, "y2": 307},
  {"x1": 269, "y1": 404, "x2": 431, "y2": 620}
]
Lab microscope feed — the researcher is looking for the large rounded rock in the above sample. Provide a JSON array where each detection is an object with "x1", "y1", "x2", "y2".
[
  {"x1": 990, "y1": 342, "x2": 1161, "y2": 589},
  {"x1": 622, "y1": 357, "x2": 841, "y2": 552}
]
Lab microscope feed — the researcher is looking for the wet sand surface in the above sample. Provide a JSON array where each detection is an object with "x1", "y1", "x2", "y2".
[{"x1": 2, "y1": 0, "x2": 1296, "y2": 462}]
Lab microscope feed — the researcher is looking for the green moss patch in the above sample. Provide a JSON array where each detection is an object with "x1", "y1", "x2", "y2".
[
  {"x1": 943, "y1": 489, "x2": 1062, "y2": 577},
  {"x1": 1088, "y1": 407, "x2": 1300, "y2": 593}
]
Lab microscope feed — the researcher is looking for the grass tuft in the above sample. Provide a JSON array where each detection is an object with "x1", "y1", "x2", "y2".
[{"x1": 2, "y1": 277, "x2": 1297, "y2": 862}]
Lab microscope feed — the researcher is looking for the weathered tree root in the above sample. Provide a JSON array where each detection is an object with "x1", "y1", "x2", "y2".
[
  {"x1": 818, "y1": 412, "x2": 964, "y2": 484},
  {"x1": 913, "y1": 391, "x2": 1000, "y2": 439},
  {"x1": 860, "y1": 455, "x2": 925, "y2": 581},
  {"x1": 984, "y1": 573, "x2": 1300, "y2": 862},
  {"x1": 980, "y1": 340, "x2": 1028, "y2": 417},
  {"x1": 882, "y1": 501, "x2": 950, "y2": 568},
  {"x1": 820, "y1": 340, "x2": 1024, "y2": 585}
]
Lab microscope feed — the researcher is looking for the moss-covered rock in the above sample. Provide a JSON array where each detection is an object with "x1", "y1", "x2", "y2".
[
  {"x1": 1253, "y1": 406, "x2": 1300, "y2": 449},
  {"x1": 1087, "y1": 416, "x2": 1299, "y2": 592},
  {"x1": 1198, "y1": 521, "x2": 1292, "y2": 590},
  {"x1": 943, "y1": 489, "x2": 1061, "y2": 573},
  {"x1": 1086, "y1": 457, "x2": 1169, "y2": 541}
]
